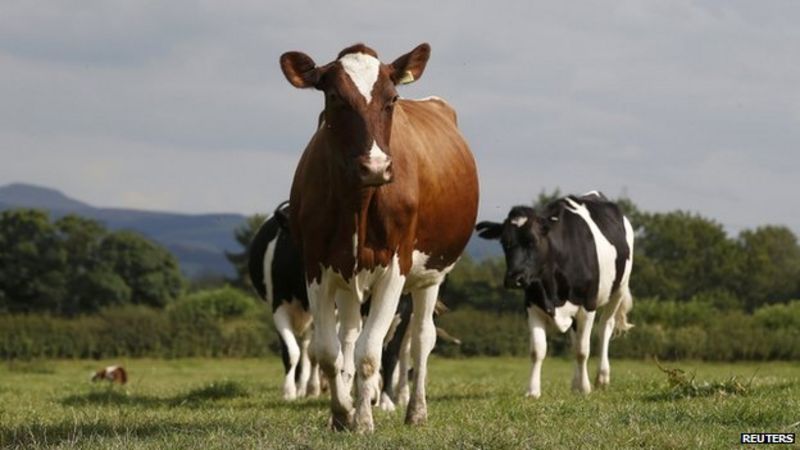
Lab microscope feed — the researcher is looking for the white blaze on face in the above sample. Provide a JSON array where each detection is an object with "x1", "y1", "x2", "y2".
[
  {"x1": 564, "y1": 197, "x2": 618, "y2": 306},
  {"x1": 365, "y1": 141, "x2": 391, "y2": 173},
  {"x1": 262, "y1": 230, "x2": 280, "y2": 303},
  {"x1": 339, "y1": 52, "x2": 380, "y2": 104},
  {"x1": 510, "y1": 216, "x2": 528, "y2": 227}
]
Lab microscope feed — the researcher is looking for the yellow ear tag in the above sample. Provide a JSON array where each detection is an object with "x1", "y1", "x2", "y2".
[{"x1": 397, "y1": 70, "x2": 415, "y2": 85}]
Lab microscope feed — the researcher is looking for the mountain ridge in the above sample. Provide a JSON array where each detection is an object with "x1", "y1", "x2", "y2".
[{"x1": 0, "y1": 183, "x2": 500, "y2": 278}]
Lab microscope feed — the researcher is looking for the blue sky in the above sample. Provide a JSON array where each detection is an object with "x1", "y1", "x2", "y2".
[{"x1": 1, "y1": 1, "x2": 799, "y2": 235}]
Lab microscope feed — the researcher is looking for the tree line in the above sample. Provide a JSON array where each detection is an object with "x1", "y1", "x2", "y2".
[
  {"x1": 1, "y1": 194, "x2": 799, "y2": 361},
  {"x1": 0, "y1": 209, "x2": 183, "y2": 315},
  {"x1": 3, "y1": 192, "x2": 800, "y2": 317}
]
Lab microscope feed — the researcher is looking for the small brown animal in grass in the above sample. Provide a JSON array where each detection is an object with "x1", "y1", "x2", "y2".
[{"x1": 91, "y1": 365, "x2": 128, "y2": 384}]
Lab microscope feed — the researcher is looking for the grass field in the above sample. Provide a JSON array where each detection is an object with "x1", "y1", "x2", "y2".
[{"x1": 1, "y1": 357, "x2": 798, "y2": 449}]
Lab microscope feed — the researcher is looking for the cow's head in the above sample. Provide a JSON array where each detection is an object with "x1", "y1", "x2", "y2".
[
  {"x1": 280, "y1": 43, "x2": 431, "y2": 187},
  {"x1": 476, "y1": 206, "x2": 555, "y2": 289}
]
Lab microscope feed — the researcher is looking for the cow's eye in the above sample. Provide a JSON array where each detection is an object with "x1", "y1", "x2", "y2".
[{"x1": 385, "y1": 95, "x2": 399, "y2": 111}]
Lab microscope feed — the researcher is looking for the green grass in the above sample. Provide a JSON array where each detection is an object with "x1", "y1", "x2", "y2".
[{"x1": 1, "y1": 357, "x2": 798, "y2": 449}]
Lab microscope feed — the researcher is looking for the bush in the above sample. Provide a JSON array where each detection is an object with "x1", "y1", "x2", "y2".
[
  {"x1": 169, "y1": 286, "x2": 259, "y2": 319},
  {"x1": 0, "y1": 287, "x2": 276, "y2": 359},
  {"x1": 2, "y1": 291, "x2": 799, "y2": 361}
]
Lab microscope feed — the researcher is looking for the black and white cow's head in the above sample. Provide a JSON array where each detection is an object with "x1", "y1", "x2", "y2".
[{"x1": 476, "y1": 206, "x2": 558, "y2": 289}]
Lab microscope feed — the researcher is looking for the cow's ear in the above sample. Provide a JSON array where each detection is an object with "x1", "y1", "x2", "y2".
[
  {"x1": 390, "y1": 43, "x2": 431, "y2": 85},
  {"x1": 476, "y1": 221, "x2": 503, "y2": 240},
  {"x1": 280, "y1": 51, "x2": 320, "y2": 89},
  {"x1": 274, "y1": 201, "x2": 290, "y2": 230}
]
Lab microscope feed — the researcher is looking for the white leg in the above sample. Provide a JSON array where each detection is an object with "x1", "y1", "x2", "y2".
[
  {"x1": 395, "y1": 328, "x2": 411, "y2": 408},
  {"x1": 526, "y1": 306, "x2": 548, "y2": 398},
  {"x1": 336, "y1": 290, "x2": 362, "y2": 396},
  {"x1": 309, "y1": 280, "x2": 353, "y2": 430},
  {"x1": 297, "y1": 333, "x2": 312, "y2": 396},
  {"x1": 353, "y1": 265, "x2": 405, "y2": 433},
  {"x1": 306, "y1": 330, "x2": 321, "y2": 397},
  {"x1": 571, "y1": 308, "x2": 595, "y2": 394},
  {"x1": 405, "y1": 284, "x2": 439, "y2": 426},
  {"x1": 274, "y1": 304, "x2": 300, "y2": 401}
]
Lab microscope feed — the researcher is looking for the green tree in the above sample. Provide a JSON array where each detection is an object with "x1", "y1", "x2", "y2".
[
  {"x1": 446, "y1": 254, "x2": 524, "y2": 313},
  {"x1": 225, "y1": 214, "x2": 267, "y2": 289},
  {"x1": 737, "y1": 226, "x2": 800, "y2": 309},
  {"x1": 0, "y1": 210, "x2": 67, "y2": 313},
  {"x1": 54, "y1": 214, "x2": 129, "y2": 314},
  {"x1": 532, "y1": 188, "x2": 562, "y2": 210},
  {"x1": 631, "y1": 211, "x2": 744, "y2": 302},
  {"x1": 99, "y1": 231, "x2": 184, "y2": 308}
]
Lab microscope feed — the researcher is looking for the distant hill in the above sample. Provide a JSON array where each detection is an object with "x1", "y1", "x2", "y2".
[
  {"x1": 0, "y1": 183, "x2": 501, "y2": 278},
  {"x1": 0, "y1": 183, "x2": 245, "y2": 278}
]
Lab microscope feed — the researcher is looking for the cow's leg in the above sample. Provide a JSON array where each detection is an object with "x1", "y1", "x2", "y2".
[
  {"x1": 405, "y1": 284, "x2": 439, "y2": 426},
  {"x1": 352, "y1": 268, "x2": 405, "y2": 433},
  {"x1": 571, "y1": 308, "x2": 595, "y2": 394},
  {"x1": 395, "y1": 326, "x2": 412, "y2": 407},
  {"x1": 380, "y1": 300, "x2": 411, "y2": 412},
  {"x1": 306, "y1": 336, "x2": 322, "y2": 397},
  {"x1": 309, "y1": 281, "x2": 353, "y2": 430},
  {"x1": 274, "y1": 304, "x2": 301, "y2": 400},
  {"x1": 336, "y1": 290, "x2": 362, "y2": 396},
  {"x1": 526, "y1": 306, "x2": 548, "y2": 398},
  {"x1": 596, "y1": 286, "x2": 632, "y2": 388},
  {"x1": 296, "y1": 332, "x2": 312, "y2": 396},
  {"x1": 596, "y1": 294, "x2": 621, "y2": 388}
]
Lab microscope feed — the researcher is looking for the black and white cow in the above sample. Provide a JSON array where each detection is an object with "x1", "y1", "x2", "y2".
[
  {"x1": 249, "y1": 201, "x2": 320, "y2": 400},
  {"x1": 250, "y1": 202, "x2": 459, "y2": 405},
  {"x1": 476, "y1": 191, "x2": 634, "y2": 397}
]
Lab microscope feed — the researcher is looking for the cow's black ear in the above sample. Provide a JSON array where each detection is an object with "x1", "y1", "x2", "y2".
[
  {"x1": 476, "y1": 221, "x2": 502, "y2": 240},
  {"x1": 274, "y1": 201, "x2": 290, "y2": 230}
]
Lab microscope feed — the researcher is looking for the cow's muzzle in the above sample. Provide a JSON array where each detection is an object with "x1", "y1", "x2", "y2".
[
  {"x1": 504, "y1": 271, "x2": 530, "y2": 289},
  {"x1": 359, "y1": 155, "x2": 393, "y2": 186}
]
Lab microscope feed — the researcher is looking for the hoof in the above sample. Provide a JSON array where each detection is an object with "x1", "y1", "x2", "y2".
[
  {"x1": 405, "y1": 403, "x2": 427, "y2": 426},
  {"x1": 379, "y1": 392, "x2": 396, "y2": 412},
  {"x1": 525, "y1": 391, "x2": 541, "y2": 399},
  {"x1": 329, "y1": 411, "x2": 354, "y2": 432},
  {"x1": 354, "y1": 417, "x2": 375, "y2": 434},
  {"x1": 595, "y1": 372, "x2": 610, "y2": 388},
  {"x1": 405, "y1": 412, "x2": 427, "y2": 426}
]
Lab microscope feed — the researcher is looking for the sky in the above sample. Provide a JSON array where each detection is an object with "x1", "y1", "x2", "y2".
[{"x1": 1, "y1": 1, "x2": 799, "y2": 236}]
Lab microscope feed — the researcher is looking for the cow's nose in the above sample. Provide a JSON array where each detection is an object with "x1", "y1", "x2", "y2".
[
  {"x1": 359, "y1": 156, "x2": 393, "y2": 186},
  {"x1": 504, "y1": 272, "x2": 526, "y2": 289}
]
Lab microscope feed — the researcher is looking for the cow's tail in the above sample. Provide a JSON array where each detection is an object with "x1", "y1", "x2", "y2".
[{"x1": 613, "y1": 287, "x2": 634, "y2": 336}]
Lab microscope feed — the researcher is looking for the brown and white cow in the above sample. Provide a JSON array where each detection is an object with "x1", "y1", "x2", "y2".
[
  {"x1": 280, "y1": 43, "x2": 478, "y2": 432},
  {"x1": 91, "y1": 365, "x2": 128, "y2": 384}
]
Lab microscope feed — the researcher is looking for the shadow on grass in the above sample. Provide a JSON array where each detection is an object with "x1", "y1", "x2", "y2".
[
  {"x1": 429, "y1": 391, "x2": 494, "y2": 403},
  {"x1": 259, "y1": 397, "x2": 328, "y2": 411},
  {"x1": 0, "y1": 420, "x2": 228, "y2": 449},
  {"x1": 60, "y1": 380, "x2": 249, "y2": 408},
  {"x1": 5, "y1": 360, "x2": 56, "y2": 374}
]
